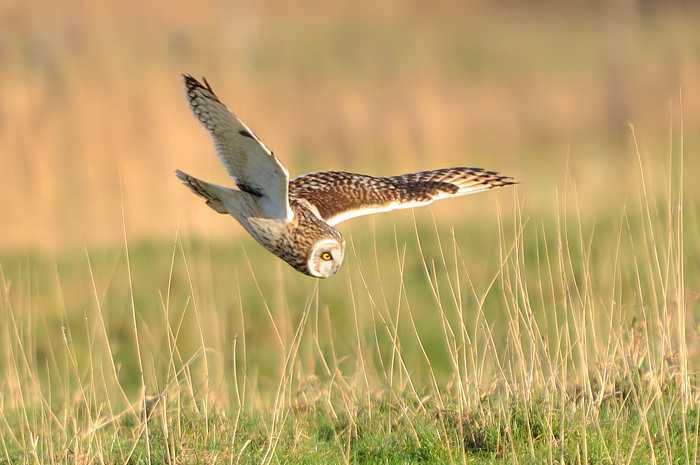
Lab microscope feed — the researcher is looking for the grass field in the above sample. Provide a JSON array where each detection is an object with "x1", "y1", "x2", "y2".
[
  {"x1": 2, "y1": 140, "x2": 697, "y2": 462},
  {"x1": 2, "y1": 1, "x2": 700, "y2": 463}
]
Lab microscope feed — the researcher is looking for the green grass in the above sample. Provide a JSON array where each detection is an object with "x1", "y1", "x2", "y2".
[
  {"x1": 3, "y1": 2, "x2": 700, "y2": 462},
  {"x1": 3, "y1": 380, "x2": 699, "y2": 463},
  {"x1": 1, "y1": 131, "x2": 699, "y2": 463}
]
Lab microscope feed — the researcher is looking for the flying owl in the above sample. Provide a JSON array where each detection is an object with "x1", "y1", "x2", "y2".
[{"x1": 176, "y1": 75, "x2": 515, "y2": 278}]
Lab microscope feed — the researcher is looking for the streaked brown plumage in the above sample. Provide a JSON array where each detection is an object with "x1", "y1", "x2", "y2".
[{"x1": 176, "y1": 75, "x2": 515, "y2": 278}]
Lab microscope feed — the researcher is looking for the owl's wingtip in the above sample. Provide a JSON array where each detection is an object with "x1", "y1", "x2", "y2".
[{"x1": 181, "y1": 73, "x2": 215, "y2": 95}]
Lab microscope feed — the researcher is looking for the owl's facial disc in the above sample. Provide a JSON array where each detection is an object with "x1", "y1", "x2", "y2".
[{"x1": 308, "y1": 238, "x2": 345, "y2": 278}]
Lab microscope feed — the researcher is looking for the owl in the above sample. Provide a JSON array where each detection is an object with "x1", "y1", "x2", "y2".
[{"x1": 176, "y1": 75, "x2": 515, "y2": 278}]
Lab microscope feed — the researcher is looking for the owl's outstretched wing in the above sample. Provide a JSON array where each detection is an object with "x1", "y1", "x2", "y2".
[
  {"x1": 181, "y1": 74, "x2": 293, "y2": 222},
  {"x1": 289, "y1": 167, "x2": 515, "y2": 226}
]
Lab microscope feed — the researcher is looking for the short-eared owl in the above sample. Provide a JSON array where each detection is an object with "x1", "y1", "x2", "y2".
[{"x1": 176, "y1": 75, "x2": 515, "y2": 278}]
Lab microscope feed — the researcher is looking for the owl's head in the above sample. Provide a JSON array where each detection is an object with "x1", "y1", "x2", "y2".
[{"x1": 307, "y1": 238, "x2": 345, "y2": 278}]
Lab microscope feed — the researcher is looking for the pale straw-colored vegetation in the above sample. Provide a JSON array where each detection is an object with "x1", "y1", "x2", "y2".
[{"x1": 1, "y1": 1, "x2": 699, "y2": 462}]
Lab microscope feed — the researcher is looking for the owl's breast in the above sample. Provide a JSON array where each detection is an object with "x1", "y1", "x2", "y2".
[{"x1": 250, "y1": 201, "x2": 344, "y2": 276}]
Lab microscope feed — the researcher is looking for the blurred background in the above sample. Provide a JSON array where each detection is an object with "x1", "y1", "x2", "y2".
[
  {"x1": 1, "y1": 0, "x2": 700, "y2": 414},
  {"x1": 2, "y1": 0, "x2": 698, "y2": 251}
]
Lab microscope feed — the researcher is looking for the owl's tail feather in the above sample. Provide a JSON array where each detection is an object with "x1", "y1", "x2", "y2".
[{"x1": 175, "y1": 169, "x2": 228, "y2": 214}]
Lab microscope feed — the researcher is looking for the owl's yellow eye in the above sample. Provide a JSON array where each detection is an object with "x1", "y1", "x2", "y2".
[{"x1": 321, "y1": 252, "x2": 332, "y2": 261}]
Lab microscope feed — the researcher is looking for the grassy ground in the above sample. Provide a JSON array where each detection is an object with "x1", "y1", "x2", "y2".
[
  {"x1": 4, "y1": 385, "x2": 699, "y2": 463},
  {"x1": 2, "y1": 136, "x2": 698, "y2": 462},
  {"x1": 2, "y1": 1, "x2": 700, "y2": 463}
]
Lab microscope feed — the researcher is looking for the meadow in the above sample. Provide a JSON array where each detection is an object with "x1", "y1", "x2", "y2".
[{"x1": 2, "y1": 1, "x2": 700, "y2": 463}]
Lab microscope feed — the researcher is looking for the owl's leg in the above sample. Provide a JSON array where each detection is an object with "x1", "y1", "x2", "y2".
[{"x1": 175, "y1": 169, "x2": 229, "y2": 214}]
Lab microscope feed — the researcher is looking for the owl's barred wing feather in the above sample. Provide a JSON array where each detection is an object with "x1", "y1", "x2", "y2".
[
  {"x1": 289, "y1": 167, "x2": 515, "y2": 226},
  {"x1": 182, "y1": 75, "x2": 293, "y2": 222}
]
